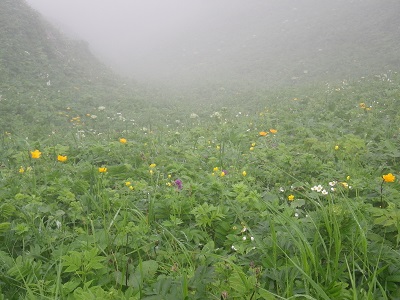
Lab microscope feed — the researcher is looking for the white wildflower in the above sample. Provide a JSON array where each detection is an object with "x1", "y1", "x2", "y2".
[
  {"x1": 55, "y1": 220, "x2": 62, "y2": 229},
  {"x1": 311, "y1": 185, "x2": 324, "y2": 192},
  {"x1": 210, "y1": 111, "x2": 222, "y2": 119}
]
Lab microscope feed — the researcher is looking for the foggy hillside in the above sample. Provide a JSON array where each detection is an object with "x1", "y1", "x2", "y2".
[
  {"x1": 25, "y1": 0, "x2": 400, "y2": 90},
  {"x1": 0, "y1": 0, "x2": 130, "y2": 94},
  {"x1": 0, "y1": 0, "x2": 142, "y2": 136},
  {"x1": 135, "y1": 0, "x2": 400, "y2": 88}
]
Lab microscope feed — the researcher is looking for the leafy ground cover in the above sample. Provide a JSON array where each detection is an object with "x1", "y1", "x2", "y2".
[{"x1": 1, "y1": 73, "x2": 400, "y2": 299}]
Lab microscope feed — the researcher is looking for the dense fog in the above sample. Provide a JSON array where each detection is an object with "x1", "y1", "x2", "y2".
[{"x1": 25, "y1": 0, "x2": 400, "y2": 87}]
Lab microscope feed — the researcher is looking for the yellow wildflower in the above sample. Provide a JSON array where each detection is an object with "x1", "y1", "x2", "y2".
[
  {"x1": 269, "y1": 129, "x2": 278, "y2": 134},
  {"x1": 213, "y1": 167, "x2": 219, "y2": 172},
  {"x1": 250, "y1": 147, "x2": 254, "y2": 151},
  {"x1": 98, "y1": 167, "x2": 107, "y2": 173},
  {"x1": 288, "y1": 194, "x2": 295, "y2": 201},
  {"x1": 125, "y1": 181, "x2": 131, "y2": 186},
  {"x1": 57, "y1": 155, "x2": 68, "y2": 162},
  {"x1": 259, "y1": 131, "x2": 267, "y2": 136},
  {"x1": 119, "y1": 138, "x2": 127, "y2": 144},
  {"x1": 220, "y1": 171, "x2": 226, "y2": 177},
  {"x1": 129, "y1": 186, "x2": 134, "y2": 190},
  {"x1": 19, "y1": 166, "x2": 25, "y2": 174},
  {"x1": 242, "y1": 171, "x2": 247, "y2": 177},
  {"x1": 382, "y1": 173, "x2": 396, "y2": 183},
  {"x1": 149, "y1": 170, "x2": 154, "y2": 175},
  {"x1": 334, "y1": 145, "x2": 339, "y2": 150},
  {"x1": 149, "y1": 163, "x2": 156, "y2": 168},
  {"x1": 251, "y1": 142, "x2": 256, "y2": 147},
  {"x1": 31, "y1": 149, "x2": 42, "y2": 159},
  {"x1": 359, "y1": 103, "x2": 366, "y2": 109}
]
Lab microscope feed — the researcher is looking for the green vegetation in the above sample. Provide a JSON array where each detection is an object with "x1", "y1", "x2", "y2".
[{"x1": 1, "y1": 1, "x2": 400, "y2": 299}]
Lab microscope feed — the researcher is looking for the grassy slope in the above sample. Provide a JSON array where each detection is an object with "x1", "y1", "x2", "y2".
[
  {"x1": 1, "y1": 0, "x2": 399, "y2": 130},
  {"x1": 1, "y1": 1, "x2": 400, "y2": 299}
]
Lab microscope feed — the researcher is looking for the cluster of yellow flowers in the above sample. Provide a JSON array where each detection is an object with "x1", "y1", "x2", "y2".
[
  {"x1": 19, "y1": 166, "x2": 32, "y2": 174},
  {"x1": 70, "y1": 116, "x2": 82, "y2": 125},
  {"x1": 259, "y1": 129, "x2": 277, "y2": 136},
  {"x1": 149, "y1": 163, "x2": 156, "y2": 175},
  {"x1": 359, "y1": 102, "x2": 372, "y2": 111},
  {"x1": 249, "y1": 142, "x2": 256, "y2": 151},
  {"x1": 31, "y1": 150, "x2": 68, "y2": 163},
  {"x1": 125, "y1": 181, "x2": 134, "y2": 190}
]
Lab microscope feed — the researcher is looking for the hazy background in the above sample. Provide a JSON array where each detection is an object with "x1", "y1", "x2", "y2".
[
  {"x1": 24, "y1": 0, "x2": 245, "y2": 80},
  {"x1": 24, "y1": 0, "x2": 400, "y2": 89}
]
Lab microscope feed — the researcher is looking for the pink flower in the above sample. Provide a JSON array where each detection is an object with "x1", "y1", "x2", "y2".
[{"x1": 174, "y1": 179, "x2": 183, "y2": 190}]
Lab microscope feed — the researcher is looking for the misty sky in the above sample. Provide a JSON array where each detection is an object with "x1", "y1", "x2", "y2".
[
  {"x1": 24, "y1": 0, "x2": 399, "y2": 87},
  {"x1": 25, "y1": 0, "x2": 252, "y2": 80}
]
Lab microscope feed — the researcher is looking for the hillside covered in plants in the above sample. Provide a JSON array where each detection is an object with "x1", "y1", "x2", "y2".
[{"x1": 1, "y1": 1, "x2": 400, "y2": 299}]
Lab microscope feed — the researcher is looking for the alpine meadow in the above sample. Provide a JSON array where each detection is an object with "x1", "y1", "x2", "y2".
[{"x1": 1, "y1": 0, "x2": 400, "y2": 299}]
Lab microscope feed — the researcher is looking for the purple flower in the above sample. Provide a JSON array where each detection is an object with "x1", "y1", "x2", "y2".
[
  {"x1": 222, "y1": 170, "x2": 228, "y2": 175},
  {"x1": 174, "y1": 179, "x2": 183, "y2": 190}
]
